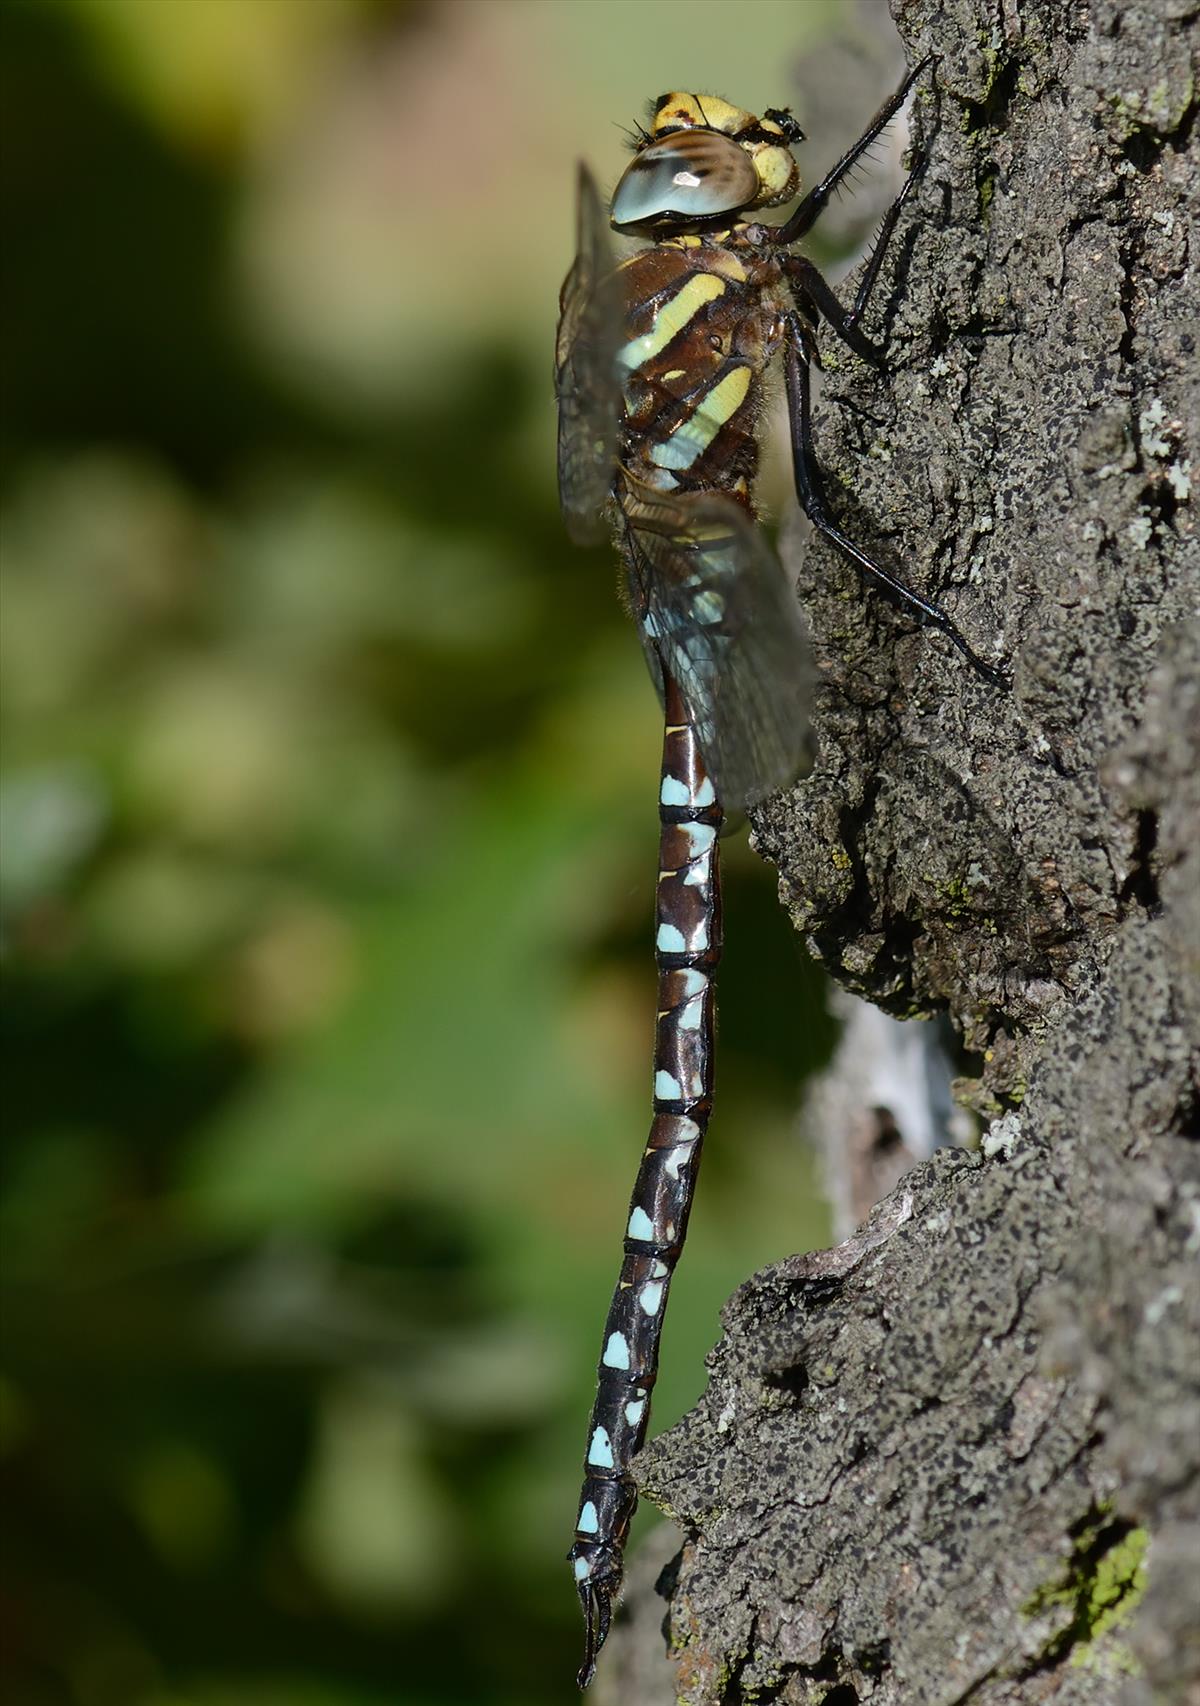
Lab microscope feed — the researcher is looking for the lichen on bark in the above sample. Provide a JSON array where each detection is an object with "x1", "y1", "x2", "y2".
[{"x1": 604, "y1": 2, "x2": 1199, "y2": 1701}]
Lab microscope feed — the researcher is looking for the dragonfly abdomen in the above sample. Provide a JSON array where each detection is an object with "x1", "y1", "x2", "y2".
[{"x1": 568, "y1": 672, "x2": 723, "y2": 1687}]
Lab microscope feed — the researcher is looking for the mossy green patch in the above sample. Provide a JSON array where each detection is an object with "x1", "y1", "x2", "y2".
[
  {"x1": 939, "y1": 875, "x2": 977, "y2": 927},
  {"x1": 1022, "y1": 1508, "x2": 1148, "y2": 1674}
]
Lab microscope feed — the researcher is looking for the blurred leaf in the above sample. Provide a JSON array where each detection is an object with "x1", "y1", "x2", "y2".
[
  {"x1": 184, "y1": 768, "x2": 639, "y2": 1232},
  {"x1": 136, "y1": 1685, "x2": 437, "y2": 1706},
  {"x1": 0, "y1": 1375, "x2": 35, "y2": 1459},
  {"x1": 85, "y1": 851, "x2": 262, "y2": 972},
  {"x1": 127, "y1": 1441, "x2": 238, "y2": 1572},
  {"x1": 0, "y1": 1125, "x2": 117, "y2": 1270},
  {"x1": 0, "y1": 456, "x2": 204, "y2": 725},
  {"x1": 224, "y1": 477, "x2": 536, "y2": 659},
  {"x1": 297, "y1": 1376, "x2": 456, "y2": 1612},
  {"x1": 52, "y1": 0, "x2": 378, "y2": 158},
  {"x1": 0, "y1": 764, "x2": 108, "y2": 914}
]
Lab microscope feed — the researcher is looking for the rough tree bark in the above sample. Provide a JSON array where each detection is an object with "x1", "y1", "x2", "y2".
[{"x1": 602, "y1": 2, "x2": 1199, "y2": 1702}]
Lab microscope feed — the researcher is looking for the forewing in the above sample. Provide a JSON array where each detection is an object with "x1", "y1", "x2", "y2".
[
  {"x1": 556, "y1": 164, "x2": 623, "y2": 546},
  {"x1": 620, "y1": 478, "x2": 814, "y2": 811}
]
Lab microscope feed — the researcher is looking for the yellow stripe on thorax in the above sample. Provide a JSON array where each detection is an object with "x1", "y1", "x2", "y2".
[
  {"x1": 649, "y1": 364, "x2": 752, "y2": 471},
  {"x1": 703, "y1": 249, "x2": 749, "y2": 284},
  {"x1": 617, "y1": 273, "x2": 726, "y2": 372}
]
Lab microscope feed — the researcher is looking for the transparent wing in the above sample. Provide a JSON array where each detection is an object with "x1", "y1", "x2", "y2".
[
  {"x1": 619, "y1": 476, "x2": 814, "y2": 811},
  {"x1": 556, "y1": 164, "x2": 623, "y2": 546}
]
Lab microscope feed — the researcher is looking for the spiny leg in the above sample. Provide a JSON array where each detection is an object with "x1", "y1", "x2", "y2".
[
  {"x1": 782, "y1": 162, "x2": 921, "y2": 366},
  {"x1": 773, "y1": 55, "x2": 931, "y2": 246},
  {"x1": 568, "y1": 668, "x2": 723, "y2": 1687},
  {"x1": 846, "y1": 162, "x2": 921, "y2": 329},
  {"x1": 783, "y1": 314, "x2": 1006, "y2": 686}
]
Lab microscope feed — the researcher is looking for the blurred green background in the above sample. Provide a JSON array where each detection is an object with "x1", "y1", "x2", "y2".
[{"x1": 0, "y1": 2, "x2": 895, "y2": 1701}]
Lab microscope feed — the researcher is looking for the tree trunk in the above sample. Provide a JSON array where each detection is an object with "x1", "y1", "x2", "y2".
[{"x1": 606, "y1": 2, "x2": 1199, "y2": 1700}]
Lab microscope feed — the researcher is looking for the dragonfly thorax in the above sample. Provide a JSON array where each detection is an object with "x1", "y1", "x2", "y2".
[{"x1": 611, "y1": 92, "x2": 801, "y2": 233}]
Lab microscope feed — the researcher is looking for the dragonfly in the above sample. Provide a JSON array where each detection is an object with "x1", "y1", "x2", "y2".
[{"x1": 555, "y1": 57, "x2": 1002, "y2": 1689}]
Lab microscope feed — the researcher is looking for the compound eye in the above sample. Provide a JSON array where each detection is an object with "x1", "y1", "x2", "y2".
[{"x1": 611, "y1": 130, "x2": 758, "y2": 228}]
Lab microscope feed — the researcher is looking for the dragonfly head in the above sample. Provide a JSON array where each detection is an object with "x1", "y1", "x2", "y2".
[{"x1": 610, "y1": 94, "x2": 803, "y2": 233}]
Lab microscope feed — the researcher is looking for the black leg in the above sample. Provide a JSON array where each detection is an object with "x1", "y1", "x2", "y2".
[
  {"x1": 783, "y1": 315, "x2": 1006, "y2": 687},
  {"x1": 773, "y1": 56, "x2": 930, "y2": 246},
  {"x1": 846, "y1": 164, "x2": 920, "y2": 326},
  {"x1": 784, "y1": 254, "x2": 887, "y2": 366},
  {"x1": 779, "y1": 147, "x2": 922, "y2": 365}
]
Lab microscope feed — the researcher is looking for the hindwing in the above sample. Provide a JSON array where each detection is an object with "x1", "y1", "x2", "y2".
[
  {"x1": 619, "y1": 474, "x2": 813, "y2": 812},
  {"x1": 556, "y1": 164, "x2": 623, "y2": 546}
]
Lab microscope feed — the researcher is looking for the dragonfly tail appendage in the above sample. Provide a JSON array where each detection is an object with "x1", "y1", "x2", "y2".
[{"x1": 572, "y1": 1561, "x2": 615, "y2": 1689}]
